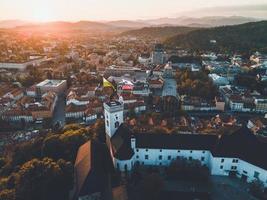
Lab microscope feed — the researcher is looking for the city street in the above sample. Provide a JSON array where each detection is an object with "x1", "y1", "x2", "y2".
[{"x1": 53, "y1": 95, "x2": 66, "y2": 127}]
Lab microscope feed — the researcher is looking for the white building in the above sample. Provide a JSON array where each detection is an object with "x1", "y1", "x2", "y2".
[
  {"x1": 254, "y1": 97, "x2": 267, "y2": 113},
  {"x1": 104, "y1": 100, "x2": 267, "y2": 186},
  {"x1": 138, "y1": 54, "x2": 151, "y2": 65},
  {"x1": 0, "y1": 56, "x2": 47, "y2": 71},
  {"x1": 151, "y1": 44, "x2": 166, "y2": 65},
  {"x1": 209, "y1": 74, "x2": 229, "y2": 86},
  {"x1": 36, "y1": 79, "x2": 67, "y2": 96}
]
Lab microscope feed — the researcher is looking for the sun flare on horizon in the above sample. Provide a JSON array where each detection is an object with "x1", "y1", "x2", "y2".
[
  {"x1": 1, "y1": 0, "x2": 267, "y2": 22},
  {"x1": 31, "y1": 1, "x2": 55, "y2": 22}
]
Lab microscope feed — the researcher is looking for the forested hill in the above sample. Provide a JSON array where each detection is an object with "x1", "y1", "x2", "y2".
[
  {"x1": 121, "y1": 26, "x2": 198, "y2": 40},
  {"x1": 164, "y1": 21, "x2": 267, "y2": 53}
]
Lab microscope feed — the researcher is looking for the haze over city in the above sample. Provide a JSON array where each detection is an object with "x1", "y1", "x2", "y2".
[
  {"x1": 1, "y1": 0, "x2": 267, "y2": 200},
  {"x1": 1, "y1": 0, "x2": 267, "y2": 22}
]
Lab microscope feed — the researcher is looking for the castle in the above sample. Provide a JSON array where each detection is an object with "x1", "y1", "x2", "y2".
[{"x1": 104, "y1": 100, "x2": 267, "y2": 187}]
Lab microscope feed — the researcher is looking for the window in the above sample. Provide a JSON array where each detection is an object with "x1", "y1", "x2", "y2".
[
  {"x1": 254, "y1": 171, "x2": 260, "y2": 179},
  {"x1": 232, "y1": 159, "x2": 238, "y2": 163},
  {"x1": 106, "y1": 120, "x2": 109, "y2": 127},
  {"x1": 201, "y1": 157, "x2": 205, "y2": 161},
  {"x1": 190, "y1": 150, "x2": 193, "y2": 153},
  {"x1": 159, "y1": 155, "x2": 162, "y2": 160},
  {"x1": 136, "y1": 155, "x2": 139, "y2": 159},
  {"x1": 145, "y1": 155, "x2": 149, "y2": 160},
  {"x1": 176, "y1": 156, "x2": 180, "y2": 160},
  {"x1": 189, "y1": 157, "x2": 192, "y2": 161},
  {"x1": 243, "y1": 170, "x2": 247, "y2": 174},
  {"x1": 115, "y1": 121, "x2": 119, "y2": 128},
  {"x1": 221, "y1": 159, "x2": 224, "y2": 163},
  {"x1": 168, "y1": 156, "x2": 171, "y2": 160},
  {"x1": 178, "y1": 150, "x2": 180, "y2": 153},
  {"x1": 160, "y1": 149, "x2": 162, "y2": 152},
  {"x1": 220, "y1": 165, "x2": 223, "y2": 169},
  {"x1": 159, "y1": 162, "x2": 162, "y2": 166},
  {"x1": 231, "y1": 166, "x2": 237, "y2": 170},
  {"x1": 136, "y1": 149, "x2": 139, "y2": 152},
  {"x1": 202, "y1": 151, "x2": 205, "y2": 154},
  {"x1": 146, "y1": 149, "x2": 148, "y2": 152}
]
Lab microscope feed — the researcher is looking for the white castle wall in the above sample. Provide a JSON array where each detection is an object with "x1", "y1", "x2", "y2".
[{"x1": 104, "y1": 102, "x2": 267, "y2": 186}]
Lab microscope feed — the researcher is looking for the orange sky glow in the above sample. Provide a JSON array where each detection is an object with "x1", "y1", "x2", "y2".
[{"x1": 1, "y1": 0, "x2": 267, "y2": 21}]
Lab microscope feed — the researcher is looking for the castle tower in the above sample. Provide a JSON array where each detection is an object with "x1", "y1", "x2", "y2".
[{"x1": 104, "y1": 101, "x2": 124, "y2": 140}]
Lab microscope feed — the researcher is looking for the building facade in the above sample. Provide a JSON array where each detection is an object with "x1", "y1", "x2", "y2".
[{"x1": 104, "y1": 100, "x2": 267, "y2": 187}]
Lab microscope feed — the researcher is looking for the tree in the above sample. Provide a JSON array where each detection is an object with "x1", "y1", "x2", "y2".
[
  {"x1": 175, "y1": 69, "x2": 218, "y2": 99},
  {"x1": 0, "y1": 157, "x2": 6, "y2": 169},
  {"x1": 42, "y1": 135, "x2": 64, "y2": 160},
  {"x1": 59, "y1": 129, "x2": 88, "y2": 162},
  {"x1": 93, "y1": 119, "x2": 106, "y2": 143},
  {"x1": 14, "y1": 158, "x2": 73, "y2": 200},
  {"x1": 249, "y1": 180, "x2": 264, "y2": 199},
  {"x1": 9, "y1": 137, "x2": 44, "y2": 167},
  {"x1": 128, "y1": 108, "x2": 136, "y2": 119},
  {"x1": 139, "y1": 173, "x2": 164, "y2": 200},
  {"x1": 0, "y1": 189, "x2": 15, "y2": 200},
  {"x1": 166, "y1": 159, "x2": 210, "y2": 182}
]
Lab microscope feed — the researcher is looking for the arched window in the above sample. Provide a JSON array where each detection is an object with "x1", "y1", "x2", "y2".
[{"x1": 115, "y1": 121, "x2": 119, "y2": 128}]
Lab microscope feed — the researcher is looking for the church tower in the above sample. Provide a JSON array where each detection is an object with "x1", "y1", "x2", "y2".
[{"x1": 104, "y1": 101, "x2": 124, "y2": 139}]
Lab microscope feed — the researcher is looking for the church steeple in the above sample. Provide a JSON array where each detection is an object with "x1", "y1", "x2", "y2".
[{"x1": 104, "y1": 101, "x2": 124, "y2": 139}]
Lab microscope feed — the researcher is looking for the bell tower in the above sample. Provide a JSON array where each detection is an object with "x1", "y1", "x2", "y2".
[{"x1": 104, "y1": 101, "x2": 124, "y2": 139}]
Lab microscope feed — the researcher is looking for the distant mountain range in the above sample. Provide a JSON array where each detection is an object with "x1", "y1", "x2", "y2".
[
  {"x1": 104, "y1": 20, "x2": 150, "y2": 28},
  {"x1": 138, "y1": 16, "x2": 259, "y2": 27},
  {"x1": 0, "y1": 20, "x2": 30, "y2": 28},
  {"x1": 0, "y1": 16, "x2": 261, "y2": 33},
  {"x1": 121, "y1": 26, "x2": 198, "y2": 40},
  {"x1": 164, "y1": 21, "x2": 267, "y2": 53},
  {"x1": 12, "y1": 21, "x2": 126, "y2": 33}
]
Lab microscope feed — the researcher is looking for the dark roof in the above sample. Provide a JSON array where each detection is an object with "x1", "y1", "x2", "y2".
[
  {"x1": 74, "y1": 141, "x2": 91, "y2": 198},
  {"x1": 105, "y1": 101, "x2": 122, "y2": 107},
  {"x1": 111, "y1": 124, "x2": 134, "y2": 160},
  {"x1": 135, "y1": 127, "x2": 267, "y2": 170},
  {"x1": 135, "y1": 133, "x2": 218, "y2": 151},
  {"x1": 212, "y1": 126, "x2": 267, "y2": 170},
  {"x1": 73, "y1": 140, "x2": 114, "y2": 199}
]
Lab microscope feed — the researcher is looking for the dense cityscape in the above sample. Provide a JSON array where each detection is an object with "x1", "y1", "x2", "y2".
[{"x1": 0, "y1": 1, "x2": 267, "y2": 200}]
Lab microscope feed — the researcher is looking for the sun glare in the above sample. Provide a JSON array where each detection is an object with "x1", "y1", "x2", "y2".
[{"x1": 32, "y1": 1, "x2": 55, "y2": 22}]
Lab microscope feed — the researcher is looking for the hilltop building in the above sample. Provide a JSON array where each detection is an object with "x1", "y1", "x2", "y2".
[{"x1": 104, "y1": 100, "x2": 267, "y2": 187}]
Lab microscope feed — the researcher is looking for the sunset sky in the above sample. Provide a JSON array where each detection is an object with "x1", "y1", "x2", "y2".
[{"x1": 1, "y1": 0, "x2": 267, "y2": 22}]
